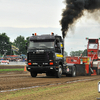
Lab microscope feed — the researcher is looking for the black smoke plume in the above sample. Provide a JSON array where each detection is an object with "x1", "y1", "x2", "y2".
[{"x1": 60, "y1": 0, "x2": 100, "y2": 38}]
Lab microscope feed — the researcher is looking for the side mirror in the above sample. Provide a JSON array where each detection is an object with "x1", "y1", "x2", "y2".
[{"x1": 57, "y1": 43, "x2": 60, "y2": 48}]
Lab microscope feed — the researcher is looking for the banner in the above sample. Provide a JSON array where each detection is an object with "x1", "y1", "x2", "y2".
[{"x1": 11, "y1": 45, "x2": 19, "y2": 52}]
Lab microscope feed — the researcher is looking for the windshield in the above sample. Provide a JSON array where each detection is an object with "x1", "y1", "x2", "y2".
[
  {"x1": 28, "y1": 41, "x2": 54, "y2": 49},
  {"x1": 88, "y1": 44, "x2": 98, "y2": 49}
]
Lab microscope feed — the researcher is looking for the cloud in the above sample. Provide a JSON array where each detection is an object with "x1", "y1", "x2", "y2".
[{"x1": 0, "y1": 0, "x2": 65, "y2": 28}]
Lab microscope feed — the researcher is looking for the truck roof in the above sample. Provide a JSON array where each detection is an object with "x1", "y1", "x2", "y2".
[
  {"x1": 30, "y1": 35, "x2": 54, "y2": 41},
  {"x1": 89, "y1": 39, "x2": 98, "y2": 44},
  {"x1": 30, "y1": 34, "x2": 63, "y2": 42}
]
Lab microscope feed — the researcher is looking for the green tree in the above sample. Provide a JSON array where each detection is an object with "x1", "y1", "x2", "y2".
[
  {"x1": 26, "y1": 37, "x2": 30, "y2": 45},
  {"x1": 70, "y1": 51, "x2": 75, "y2": 56},
  {"x1": 64, "y1": 51, "x2": 68, "y2": 56},
  {"x1": 0, "y1": 33, "x2": 11, "y2": 56},
  {"x1": 13, "y1": 35, "x2": 26, "y2": 55},
  {"x1": 70, "y1": 50, "x2": 83, "y2": 56},
  {"x1": 82, "y1": 49, "x2": 87, "y2": 56}
]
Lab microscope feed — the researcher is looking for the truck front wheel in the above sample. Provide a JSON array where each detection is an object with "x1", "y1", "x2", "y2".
[
  {"x1": 30, "y1": 72, "x2": 37, "y2": 77},
  {"x1": 56, "y1": 65, "x2": 62, "y2": 78}
]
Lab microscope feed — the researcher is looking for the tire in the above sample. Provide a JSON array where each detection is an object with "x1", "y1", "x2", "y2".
[
  {"x1": 56, "y1": 65, "x2": 62, "y2": 78},
  {"x1": 97, "y1": 69, "x2": 100, "y2": 75},
  {"x1": 71, "y1": 66, "x2": 76, "y2": 77},
  {"x1": 30, "y1": 72, "x2": 37, "y2": 77}
]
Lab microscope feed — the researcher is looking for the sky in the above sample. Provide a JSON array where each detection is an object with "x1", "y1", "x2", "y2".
[{"x1": 0, "y1": 0, "x2": 100, "y2": 55}]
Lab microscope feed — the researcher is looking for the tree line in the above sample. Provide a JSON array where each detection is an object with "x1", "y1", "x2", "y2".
[
  {"x1": 0, "y1": 32, "x2": 87, "y2": 56},
  {"x1": 0, "y1": 33, "x2": 29, "y2": 56},
  {"x1": 69, "y1": 49, "x2": 87, "y2": 56}
]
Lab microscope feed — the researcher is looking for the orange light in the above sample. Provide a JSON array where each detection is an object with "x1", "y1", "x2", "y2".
[
  {"x1": 49, "y1": 62, "x2": 53, "y2": 65},
  {"x1": 51, "y1": 32, "x2": 54, "y2": 35},
  {"x1": 28, "y1": 63, "x2": 32, "y2": 65},
  {"x1": 35, "y1": 33, "x2": 37, "y2": 36}
]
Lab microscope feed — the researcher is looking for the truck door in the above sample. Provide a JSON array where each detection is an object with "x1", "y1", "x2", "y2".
[{"x1": 55, "y1": 38, "x2": 61, "y2": 53}]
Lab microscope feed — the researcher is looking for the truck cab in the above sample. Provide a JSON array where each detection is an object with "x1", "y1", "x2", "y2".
[
  {"x1": 87, "y1": 39, "x2": 99, "y2": 60},
  {"x1": 26, "y1": 33, "x2": 64, "y2": 78},
  {"x1": 87, "y1": 38, "x2": 100, "y2": 75}
]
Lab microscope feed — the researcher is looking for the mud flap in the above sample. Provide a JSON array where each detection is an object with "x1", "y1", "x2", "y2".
[{"x1": 75, "y1": 64, "x2": 86, "y2": 76}]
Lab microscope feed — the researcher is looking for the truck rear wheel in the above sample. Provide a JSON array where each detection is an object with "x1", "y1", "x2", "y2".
[
  {"x1": 97, "y1": 69, "x2": 100, "y2": 75},
  {"x1": 71, "y1": 66, "x2": 76, "y2": 77},
  {"x1": 56, "y1": 65, "x2": 62, "y2": 78},
  {"x1": 30, "y1": 72, "x2": 37, "y2": 77}
]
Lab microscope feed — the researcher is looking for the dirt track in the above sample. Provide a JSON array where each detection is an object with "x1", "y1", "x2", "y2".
[
  {"x1": 0, "y1": 65, "x2": 100, "y2": 91},
  {"x1": 0, "y1": 70, "x2": 100, "y2": 91}
]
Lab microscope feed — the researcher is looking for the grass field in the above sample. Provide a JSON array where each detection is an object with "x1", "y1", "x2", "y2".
[
  {"x1": 0, "y1": 68, "x2": 24, "y2": 72},
  {"x1": 0, "y1": 79, "x2": 100, "y2": 100}
]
